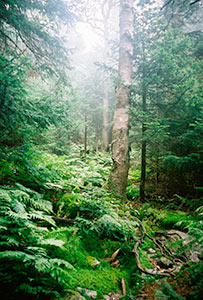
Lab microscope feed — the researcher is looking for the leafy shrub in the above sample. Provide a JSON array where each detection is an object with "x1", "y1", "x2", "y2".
[
  {"x1": 126, "y1": 185, "x2": 140, "y2": 200},
  {"x1": 57, "y1": 189, "x2": 139, "y2": 240}
]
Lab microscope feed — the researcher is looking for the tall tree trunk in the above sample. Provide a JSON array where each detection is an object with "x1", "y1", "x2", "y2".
[
  {"x1": 109, "y1": 0, "x2": 134, "y2": 198},
  {"x1": 95, "y1": 116, "x2": 99, "y2": 152},
  {"x1": 102, "y1": 20, "x2": 110, "y2": 152},
  {"x1": 84, "y1": 114, "x2": 87, "y2": 158},
  {"x1": 140, "y1": 90, "x2": 147, "y2": 200},
  {"x1": 139, "y1": 25, "x2": 147, "y2": 201},
  {"x1": 102, "y1": 71, "x2": 109, "y2": 152}
]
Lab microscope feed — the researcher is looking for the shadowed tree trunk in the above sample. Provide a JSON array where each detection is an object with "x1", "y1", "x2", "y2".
[
  {"x1": 140, "y1": 89, "x2": 147, "y2": 200},
  {"x1": 84, "y1": 114, "x2": 87, "y2": 158},
  {"x1": 139, "y1": 22, "x2": 147, "y2": 201},
  {"x1": 109, "y1": 0, "x2": 134, "y2": 198},
  {"x1": 95, "y1": 116, "x2": 99, "y2": 152},
  {"x1": 102, "y1": 69, "x2": 110, "y2": 152},
  {"x1": 101, "y1": 1, "x2": 113, "y2": 152}
]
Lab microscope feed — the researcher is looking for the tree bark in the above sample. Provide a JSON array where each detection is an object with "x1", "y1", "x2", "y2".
[
  {"x1": 95, "y1": 116, "x2": 99, "y2": 152},
  {"x1": 139, "y1": 27, "x2": 147, "y2": 201},
  {"x1": 109, "y1": 0, "x2": 134, "y2": 198},
  {"x1": 102, "y1": 6, "x2": 111, "y2": 152},
  {"x1": 84, "y1": 114, "x2": 87, "y2": 157},
  {"x1": 102, "y1": 71, "x2": 110, "y2": 152},
  {"x1": 140, "y1": 90, "x2": 147, "y2": 201}
]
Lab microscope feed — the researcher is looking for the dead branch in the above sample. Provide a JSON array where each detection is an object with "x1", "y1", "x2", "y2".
[
  {"x1": 121, "y1": 278, "x2": 126, "y2": 296},
  {"x1": 53, "y1": 216, "x2": 75, "y2": 224},
  {"x1": 103, "y1": 248, "x2": 120, "y2": 262}
]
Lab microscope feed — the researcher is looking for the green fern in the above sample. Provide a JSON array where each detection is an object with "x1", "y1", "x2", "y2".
[
  {"x1": 0, "y1": 184, "x2": 74, "y2": 299},
  {"x1": 155, "y1": 281, "x2": 184, "y2": 300}
]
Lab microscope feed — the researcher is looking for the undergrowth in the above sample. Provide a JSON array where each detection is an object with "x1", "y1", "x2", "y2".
[
  {"x1": 0, "y1": 146, "x2": 202, "y2": 299},
  {"x1": 141, "y1": 206, "x2": 196, "y2": 230},
  {"x1": 0, "y1": 184, "x2": 74, "y2": 299}
]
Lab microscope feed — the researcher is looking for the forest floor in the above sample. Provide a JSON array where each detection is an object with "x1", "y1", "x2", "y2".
[{"x1": 0, "y1": 148, "x2": 202, "y2": 299}]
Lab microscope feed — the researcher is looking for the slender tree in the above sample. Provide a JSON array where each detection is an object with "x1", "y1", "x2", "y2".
[
  {"x1": 82, "y1": 0, "x2": 118, "y2": 152},
  {"x1": 131, "y1": 8, "x2": 203, "y2": 196},
  {"x1": 109, "y1": 0, "x2": 134, "y2": 198}
]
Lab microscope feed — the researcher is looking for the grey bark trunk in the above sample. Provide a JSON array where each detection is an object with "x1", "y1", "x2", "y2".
[
  {"x1": 84, "y1": 114, "x2": 87, "y2": 158},
  {"x1": 109, "y1": 0, "x2": 134, "y2": 198},
  {"x1": 102, "y1": 73, "x2": 109, "y2": 152}
]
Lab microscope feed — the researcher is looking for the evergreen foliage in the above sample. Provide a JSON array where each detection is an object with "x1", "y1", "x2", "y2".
[
  {"x1": 0, "y1": 0, "x2": 74, "y2": 72},
  {"x1": 0, "y1": 0, "x2": 77, "y2": 150},
  {"x1": 131, "y1": 7, "x2": 203, "y2": 196}
]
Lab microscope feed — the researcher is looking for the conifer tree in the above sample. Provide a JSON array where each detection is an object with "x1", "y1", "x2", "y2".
[{"x1": 131, "y1": 4, "x2": 203, "y2": 196}]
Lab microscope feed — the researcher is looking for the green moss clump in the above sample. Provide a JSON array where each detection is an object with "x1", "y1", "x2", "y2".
[
  {"x1": 68, "y1": 268, "x2": 129, "y2": 294},
  {"x1": 143, "y1": 207, "x2": 195, "y2": 229},
  {"x1": 141, "y1": 237, "x2": 154, "y2": 251},
  {"x1": 139, "y1": 249, "x2": 153, "y2": 269}
]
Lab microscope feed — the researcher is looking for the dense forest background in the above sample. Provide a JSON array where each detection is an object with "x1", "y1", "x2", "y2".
[{"x1": 0, "y1": 0, "x2": 202, "y2": 299}]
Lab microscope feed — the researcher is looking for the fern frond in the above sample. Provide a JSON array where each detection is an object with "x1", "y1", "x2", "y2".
[
  {"x1": 28, "y1": 210, "x2": 56, "y2": 226},
  {"x1": 49, "y1": 267, "x2": 73, "y2": 285},
  {"x1": 10, "y1": 199, "x2": 26, "y2": 214},
  {"x1": 0, "y1": 183, "x2": 73, "y2": 299},
  {"x1": 18, "y1": 283, "x2": 60, "y2": 297},
  {"x1": 7, "y1": 209, "x2": 28, "y2": 221},
  {"x1": 196, "y1": 205, "x2": 203, "y2": 215},
  {"x1": 10, "y1": 190, "x2": 30, "y2": 204},
  {"x1": 0, "y1": 235, "x2": 20, "y2": 247},
  {"x1": 0, "y1": 216, "x2": 10, "y2": 226},
  {"x1": 15, "y1": 183, "x2": 39, "y2": 197},
  {"x1": 34, "y1": 257, "x2": 51, "y2": 272},
  {"x1": 0, "y1": 225, "x2": 7, "y2": 231},
  {"x1": 39, "y1": 238, "x2": 65, "y2": 248},
  {"x1": 26, "y1": 246, "x2": 48, "y2": 256},
  {"x1": 0, "y1": 189, "x2": 12, "y2": 203},
  {"x1": 14, "y1": 184, "x2": 53, "y2": 213},
  {"x1": 29, "y1": 197, "x2": 53, "y2": 213},
  {"x1": 49, "y1": 258, "x2": 75, "y2": 270},
  {"x1": 47, "y1": 227, "x2": 76, "y2": 235},
  {"x1": 27, "y1": 223, "x2": 49, "y2": 232},
  {"x1": 0, "y1": 250, "x2": 33, "y2": 262}
]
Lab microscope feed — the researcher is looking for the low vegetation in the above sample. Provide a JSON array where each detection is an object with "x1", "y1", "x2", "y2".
[{"x1": 0, "y1": 147, "x2": 202, "y2": 299}]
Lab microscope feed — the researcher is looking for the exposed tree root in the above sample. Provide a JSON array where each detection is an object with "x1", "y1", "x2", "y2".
[
  {"x1": 132, "y1": 217, "x2": 185, "y2": 276},
  {"x1": 132, "y1": 240, "x2": 171, "y2": 276}
]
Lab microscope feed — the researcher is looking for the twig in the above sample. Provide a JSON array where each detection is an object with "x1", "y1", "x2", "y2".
[
  {"x1": 121, "y1": 278, "x2": 126, "y2": 296},
  {"x1": 103, "y1": 248, "x2": 120, "y2": 262}
]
